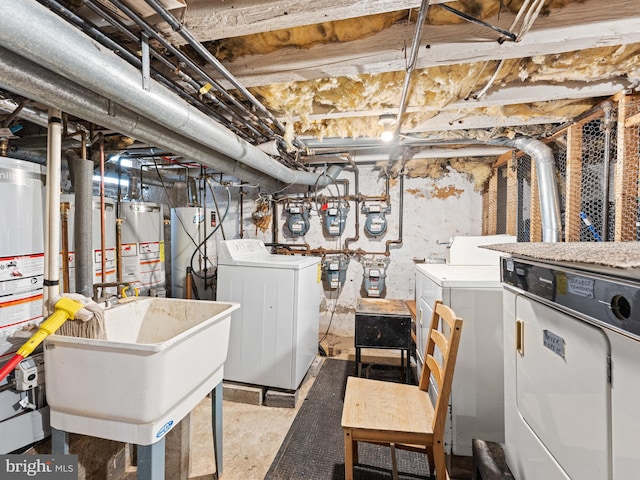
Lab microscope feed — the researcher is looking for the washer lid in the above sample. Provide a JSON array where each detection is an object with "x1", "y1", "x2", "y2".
[
  {"x1": 217, "y1": 239, "x2": 319, "y2": 269},
  {"x1": 415, "y1": 264, "x2": 501, "y2": 287}
]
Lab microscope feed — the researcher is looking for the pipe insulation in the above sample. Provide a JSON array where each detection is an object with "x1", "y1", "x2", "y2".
[
  {"x1": 0, "y1": 46, "x2": 284, "y2": 192},
  {"x1": 0, "y1": 0, "x2": 342, "y2": 187},
  {"x1": 489, "y1": 136, "x2": 562, "y2": 242},
  {"x1": 65, "y1": 150, "x2": 94, "y2": 297}
]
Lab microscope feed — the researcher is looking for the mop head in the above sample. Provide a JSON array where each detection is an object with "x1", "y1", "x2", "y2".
[{"x1": 51, "y1": 293, "x2": 106, "y2": 340}]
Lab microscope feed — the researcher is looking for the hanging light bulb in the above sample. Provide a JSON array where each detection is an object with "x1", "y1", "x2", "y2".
[{"x1": 378, "y1": 114, "x2": 397, "y2": 142}]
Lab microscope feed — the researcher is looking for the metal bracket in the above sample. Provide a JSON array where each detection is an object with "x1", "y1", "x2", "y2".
[{"x1": 141, "y1": 32, "x2": 150, "y2": 91}]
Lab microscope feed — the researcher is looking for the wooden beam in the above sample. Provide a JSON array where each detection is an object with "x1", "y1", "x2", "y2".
[
  {"x1": 493, "y1": 150, "x2": 513, "y2": 169},
  {"x1": 506, "y1": 156, "x2": 517, "y2": 237},
  {"x1": 484, "y1": 171, "x2": 498, "y2": 235},
  {"x1": 625, "y1": 111, "x2": 640, "y2": 128},
  {"x1": 281, "y1": 80, "x2": 630, "y2": 124},
  {"x1": 614, "y1": 94, "x2": 640, "y2": 241},
  {"x1": 565, "y1": 124, "x2": 583, "y2": 242},
  {"x1": 213, "y1": 0, "x2": 640, "y2": 88},
  {"x1": 530, "y1": 160, "x2": 542, "y2": 242},
  {"x1": 170, "y1": 0, "x2": 451, "y2": 42}
]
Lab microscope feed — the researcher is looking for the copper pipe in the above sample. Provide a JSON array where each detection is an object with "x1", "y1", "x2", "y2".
[
  {"x1": 99, "y1": 134, "x2": 106, "y2": 282},
  {"x1": 185, "y1": 267, "x2": 193, "y2": 300},
  {"x1": 60, "y1": 201, "x2": 71, "y2": 293},
  {"x1": 116, "y1": 218, "x2": 123, "y2": 283}
]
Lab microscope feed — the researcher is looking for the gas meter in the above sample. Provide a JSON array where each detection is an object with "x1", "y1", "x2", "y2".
[
  {"x1": 362, "y1": 258, "x2": 389, "y2": 298},
  {"x1": 322, "y1": 201, "x2": 349, "y2": 237},
  {"x1": 285, "y1": 203, "x2": 310, "y2": 237},
  {"x1": 362, "y1": 203, "x2": 390, "y2": 237},
  {"x1": 322, "y1": 255, "x2": 350, "y2": 289}
]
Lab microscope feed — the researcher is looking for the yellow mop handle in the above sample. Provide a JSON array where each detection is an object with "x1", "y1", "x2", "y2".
[{"x1": 16, "y1": 297, "x2": 85, "y2": 358}]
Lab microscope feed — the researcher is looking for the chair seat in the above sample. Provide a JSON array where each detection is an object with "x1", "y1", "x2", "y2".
[{"x1": 341, "y1": 376, "x2": 435, "y2": 442}]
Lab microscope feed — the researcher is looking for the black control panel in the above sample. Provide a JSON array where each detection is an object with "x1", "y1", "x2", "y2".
[{"x1": 502, "y1": 257, "x2": 640, "y2": 339}]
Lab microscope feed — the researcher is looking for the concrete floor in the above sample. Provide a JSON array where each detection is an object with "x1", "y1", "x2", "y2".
[{"x1": 186, "y1": 335, "x2": 473, "y2": 480}]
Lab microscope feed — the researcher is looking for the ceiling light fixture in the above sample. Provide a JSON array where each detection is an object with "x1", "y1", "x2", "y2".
[{"x1": 378, "y1": 114, "x2": 397, "y2": 142}]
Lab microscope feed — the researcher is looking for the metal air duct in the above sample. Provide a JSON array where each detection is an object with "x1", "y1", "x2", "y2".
[
  {"x1": 490, "y1": 136, "x2": 562, "y2": 242},
  {"x1": 0, "y1": 0, "x2": 342, "y2": 188},
  {"x1": 0, "y1": 46, "x2": 284, "y2": 192}
]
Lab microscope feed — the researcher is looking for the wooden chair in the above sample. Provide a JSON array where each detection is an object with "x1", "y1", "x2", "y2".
[{"x1": 341, "y1": 300, "x2": 463, "y2": 480}]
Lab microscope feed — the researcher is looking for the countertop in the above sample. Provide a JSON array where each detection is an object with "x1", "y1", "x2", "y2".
[{"x1": 482, "y1": 242, "x2": 640, "y2": 278}]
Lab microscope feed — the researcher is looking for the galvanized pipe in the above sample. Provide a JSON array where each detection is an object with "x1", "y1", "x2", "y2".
[
  {"x1": 393, "y1": 0, "x2": 431, "y2": 139},
  {"x1": 0, "y1": 1, "x2": 337, "y2": 187},
  {"x1": 602, "y1": 102, "x2": 614, "y2": 242},
  {"x1": 490, "y1": 136, "x2": 562, "y2": 242}
]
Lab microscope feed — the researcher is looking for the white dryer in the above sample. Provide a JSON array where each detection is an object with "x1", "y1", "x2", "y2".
[
  {"x1": 216, "y1": 239, "x2": 321, "y2": 390},
  {"x1": 502, "y1": 256, "x2": 640, "y2": 480}
]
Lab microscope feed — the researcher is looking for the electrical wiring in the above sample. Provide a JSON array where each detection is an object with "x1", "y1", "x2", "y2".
[{"x1": 189, "y1": 184, "x2": 231, "y2": 280}]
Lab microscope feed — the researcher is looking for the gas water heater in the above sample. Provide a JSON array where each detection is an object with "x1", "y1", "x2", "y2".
[
  {"x1": 0, "y1": 156, "x2": 49, "y2": 454},
  {"x1": 119, "y1": 201, "x2": 166, "y2": 297}
]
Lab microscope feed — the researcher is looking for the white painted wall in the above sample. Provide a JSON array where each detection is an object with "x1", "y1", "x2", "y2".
[
  {"x1": 161, "y1": 164, "x2": 483, "y2": 337},
  {"x1": 199, "y1": 164, "x2": 482, "y2": 337}
]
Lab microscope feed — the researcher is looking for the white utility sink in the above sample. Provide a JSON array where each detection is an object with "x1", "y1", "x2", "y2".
[{"x1": 44, "y1": 297, "x2": 239, "y2": 445}]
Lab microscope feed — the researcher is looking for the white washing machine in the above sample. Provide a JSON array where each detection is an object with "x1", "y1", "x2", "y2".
[
  {"x1": 416, "y1": 263, "x2": 505, "y2": 456},
  {"x1": 216, "y1": 239, "x2": 321, "y2": 390},
  {"x1": 502, "y1": 256, "x2": 640, "y2": 480},
  {"x1": 414, "y1": 235, "x2": 515, "y2": 456}
]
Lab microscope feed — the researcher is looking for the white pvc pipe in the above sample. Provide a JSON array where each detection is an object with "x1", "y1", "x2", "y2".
[{"x1": 44, "y1": 107, "x2": 62, "y2": 314}]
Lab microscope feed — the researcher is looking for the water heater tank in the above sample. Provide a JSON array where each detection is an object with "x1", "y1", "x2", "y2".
[
  {"x1": 171, "y1": 207, "x2": 216, "y2": 300},
  {"x1": 0, "y1": 157, "x2": 46, "y2": 357},
  {"x1": 60, "y1": 194, "x2": 117, "y2": 294},
  {"x1": 119, "y1": 202, "x2": 166, "y2": 297}
]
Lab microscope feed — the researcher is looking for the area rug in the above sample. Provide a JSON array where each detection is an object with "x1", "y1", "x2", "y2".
[{"x1": 264, "y1": 358, "x2": 431, "y2": 480}]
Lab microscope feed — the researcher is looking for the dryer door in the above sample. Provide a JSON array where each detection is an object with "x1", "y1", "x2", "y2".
[{"x1": 516, "y1": 296, "x2": 611, "y2": 480}]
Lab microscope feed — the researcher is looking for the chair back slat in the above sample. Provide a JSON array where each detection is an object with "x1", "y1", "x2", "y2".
[
  {"x1": 425, "y1": 355, "x2": 443, "y2": 388},
  {"x1": 417, "y1": 300, "x2": 463, "y2": 434},
  {"x1": 430, "y1": 329, "x2": 448, "y2": 360}
]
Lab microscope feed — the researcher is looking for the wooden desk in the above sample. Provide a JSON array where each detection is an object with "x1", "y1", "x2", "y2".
[{"x1": 354, "y1": 298, "x2": 414, "y2": 383}]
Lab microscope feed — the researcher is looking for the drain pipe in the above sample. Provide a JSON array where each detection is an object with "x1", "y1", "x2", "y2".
[
  {"x1": 43, "y1": 108, "x2": 62, "y2": 314},
  {"x1": 0, "y1": 1, "x2": 340, "y2": 187},
  {"x1": 0, "y1": 46, "x2": 284, "y2": 192},
  {"x1": 490, "y1": 136, "x2": 562, "y2": 242}
]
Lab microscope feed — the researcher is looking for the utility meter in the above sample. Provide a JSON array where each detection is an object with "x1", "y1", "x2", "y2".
[
  {"x1": 285, "y1": 203, "x2": 310, "y2": 237},
  {"x1": 362, "y1": 258, "x2": 389, "y2": 297},
  {"x1": 322, "y1": 201, "x2": 349, "y2": 237},
  {"x1": 362, "y1": 203, "x2": 390, "y2": 237},
  {"x1": 322, "y1": 255, "x2": 349, "y2": 289}
]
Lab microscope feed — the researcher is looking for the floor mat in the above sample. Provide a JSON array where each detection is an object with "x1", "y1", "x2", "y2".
[{"x1": 264, "y1": 358, "x2": 431, "y2": 480}]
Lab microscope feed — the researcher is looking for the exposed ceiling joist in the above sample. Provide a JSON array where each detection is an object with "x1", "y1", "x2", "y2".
[
  {"x1": 208, "y1": 0, "x2": 639, "y2": 88},
  {"x1": 168, "y1": 0, "x2": 450, "y2": 42}
]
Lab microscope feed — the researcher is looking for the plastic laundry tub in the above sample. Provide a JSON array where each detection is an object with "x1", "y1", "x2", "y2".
[{"x1": 44, "y1": 297, "x2": 239, "y2": 445}]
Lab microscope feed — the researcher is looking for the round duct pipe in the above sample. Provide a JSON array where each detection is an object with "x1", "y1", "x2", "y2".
[{"x1": 0, "y1": 1, "x2": 343, "y2": 188}]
